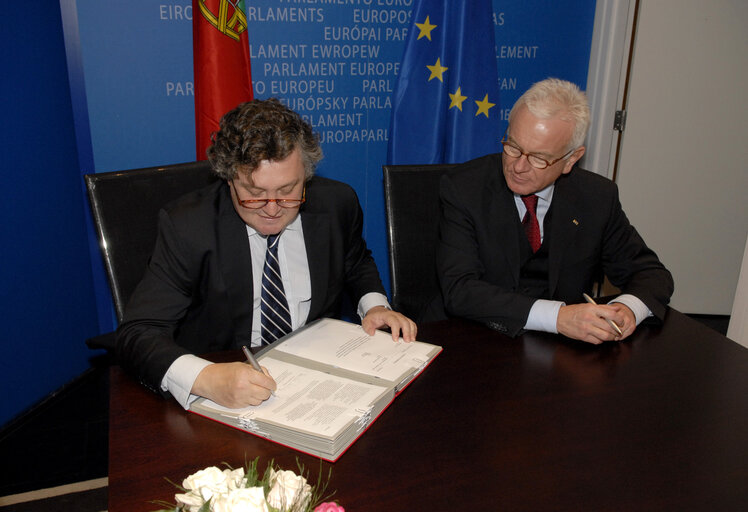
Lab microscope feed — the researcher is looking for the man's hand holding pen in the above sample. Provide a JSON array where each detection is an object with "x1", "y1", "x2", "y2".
[
  {"x1": 557, "y1": 300, "x2": 636, "y2": 345},
  {"x1": 191, "y1": 361, "x2": 277, "y2": 409}
]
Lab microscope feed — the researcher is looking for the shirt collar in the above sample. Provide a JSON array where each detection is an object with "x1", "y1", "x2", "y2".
[
  {"x1": 514, "y1": 182, "x2": 555, "y2": 203},
  {"x1": 535, "y1": 183, "x2": 555, "y2": 203}
]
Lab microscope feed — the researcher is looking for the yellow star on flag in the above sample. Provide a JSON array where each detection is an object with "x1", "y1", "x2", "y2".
[
  {"x1": 449, "y1": 87, "x2": 467, "y2": 111},
  {"x1": 416, "y1": 16, "x2": 437, "y2": 40},
  {"x1": 427, "y1": 58, "x2": 448, "y2": 82},
  {"x1": 475, "y1": 94, "x2": 496, "y2": 117}
]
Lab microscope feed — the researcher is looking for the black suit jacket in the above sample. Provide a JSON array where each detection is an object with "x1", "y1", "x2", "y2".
[
  {"x1": 116, "y1": 177, "x2": 386, "y2": 393},
  {"x1": 437, "y1": 153, "x2": 673, "y2": 336}
]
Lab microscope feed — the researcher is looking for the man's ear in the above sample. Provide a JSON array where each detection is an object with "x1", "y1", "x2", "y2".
[{"x1": 562, "y1": 146, "x2": 586, "y2": 174}]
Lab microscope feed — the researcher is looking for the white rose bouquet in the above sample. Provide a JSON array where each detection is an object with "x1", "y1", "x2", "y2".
[{"x1": 152, "y1": 458, "x2": 342, "y2": 512}]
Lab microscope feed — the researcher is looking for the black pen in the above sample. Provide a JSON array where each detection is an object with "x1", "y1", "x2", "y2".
[
  {"x1": 582, "y1": 293, "x2": 623, "y2": 336},
  {"x1": 242, "y1": 345, "x2": 276, "y2": 396}
]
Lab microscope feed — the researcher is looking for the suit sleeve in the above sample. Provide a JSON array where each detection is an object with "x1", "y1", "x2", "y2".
[
  {"x1": 339, "y1": 186, "x2": 387, "y2": 303},
  {"x1": 437, "y1": 173, "x2": 535, "y2": 336},
  {"x1": 115, "y1": 209, "x2": 195, "y2": 394},
  {"x1": 599, "y1": 185, "x2": 674, "y2": 321}
]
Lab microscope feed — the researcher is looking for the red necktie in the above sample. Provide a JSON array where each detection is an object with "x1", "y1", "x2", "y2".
[{"x1": 521, "y1": 195, "x2": 541, "y2": 253}]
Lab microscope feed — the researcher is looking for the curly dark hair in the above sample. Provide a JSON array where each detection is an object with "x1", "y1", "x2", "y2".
[{"x1": 207, "y1": 98, "x2": 323, "y2": 180}]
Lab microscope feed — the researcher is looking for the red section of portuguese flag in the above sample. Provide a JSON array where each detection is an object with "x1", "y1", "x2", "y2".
[{"x1": 193, "y1": 0, "x2": 253, "y2": 160}]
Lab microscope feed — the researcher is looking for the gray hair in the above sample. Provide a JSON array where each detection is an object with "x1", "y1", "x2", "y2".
[{"x1": 508, "y1": 78, "x2": 590, "y2": 151}]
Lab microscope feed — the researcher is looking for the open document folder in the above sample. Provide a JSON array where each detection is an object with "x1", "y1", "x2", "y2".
[{"x1": 189, "y1": 318, "x2": 442, "y2": 462}]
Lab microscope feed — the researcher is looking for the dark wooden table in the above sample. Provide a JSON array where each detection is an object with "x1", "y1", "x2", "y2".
[{"x1": 109, "y1": 310, "x2": 748, "y2": 511}]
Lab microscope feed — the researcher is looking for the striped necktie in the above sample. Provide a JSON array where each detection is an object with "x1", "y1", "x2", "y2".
[{"x1": 260, "y1": 233, "x2": 292, "y2": 345}]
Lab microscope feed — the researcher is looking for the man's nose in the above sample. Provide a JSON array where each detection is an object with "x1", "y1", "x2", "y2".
[
  {"x1": 262, "y1": 200, "x2": 283, "y2": 215},
  {"x1": 514, "y1": 154, "x2": 533, "y2": 172}
]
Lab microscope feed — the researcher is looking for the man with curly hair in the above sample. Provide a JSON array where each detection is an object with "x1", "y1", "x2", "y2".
[{"x1": 117, "y1": 99, "x2": 416, "y2": 409}]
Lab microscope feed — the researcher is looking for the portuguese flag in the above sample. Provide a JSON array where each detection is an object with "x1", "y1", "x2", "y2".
[{"x1": 193, "y1": 0, "x2": 254, "y2": 160}]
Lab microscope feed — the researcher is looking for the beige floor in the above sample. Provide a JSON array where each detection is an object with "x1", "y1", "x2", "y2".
[{"x1": 0, "y1": 477, "x2": 108, "y2": 507}]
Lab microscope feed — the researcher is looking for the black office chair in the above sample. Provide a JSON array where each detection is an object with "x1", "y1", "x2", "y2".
[
  {"x1": 85, "y1": 161, "x2": 218, "y2": 347},
  {"x1": 383, "y1": 163, "x2": 458, "y2": 323}
]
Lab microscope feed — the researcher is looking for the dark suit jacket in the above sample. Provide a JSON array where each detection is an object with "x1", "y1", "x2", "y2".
[
  {"x1": 116, "y1": 177, "x2": 386, "y2": 393},
  {"x1": 437, "y1": 153, "x2": 673, "y2": 336}
]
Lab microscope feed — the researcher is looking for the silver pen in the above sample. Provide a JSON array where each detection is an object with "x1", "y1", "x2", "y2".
[
  {"x1": 242, "y1": 345, "x2": 276, "y2": 396},
  {"x1": 582, "y1": 293, "x2": 624, "y2": 336},
  {"x1": 241, "y1": 345, "x2": 263, "y2": 372}
]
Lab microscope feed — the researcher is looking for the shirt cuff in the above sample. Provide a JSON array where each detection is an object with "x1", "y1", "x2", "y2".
[
  {"x1": 160, "y1": 354, "x2": 213, "y2": 410},
  {"x1": 609, "y1": 294, "x2": 652, "y2": 325},
  {"x1": 525, "y1": 299, "x2": 565, "y2": 333},
  {"x1": 357, "y1": 292, "x2": 391, "y2": 319}
]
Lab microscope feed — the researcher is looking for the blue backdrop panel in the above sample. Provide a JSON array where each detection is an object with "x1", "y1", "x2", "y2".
[
  {"x1": 493, "y1": 1, "x2": 596, "y2": 134},
  {"x1": 1, "y1": 3, "x2": 99, "y2": 426},
  {"x1": 64, "y1": 1, "x2": 595, "y2": 331},
  {"x1": 75, "y1": 1, "x2": 195, "y2": 172}
]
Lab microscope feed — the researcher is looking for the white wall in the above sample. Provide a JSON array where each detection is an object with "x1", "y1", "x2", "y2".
[{"x1": 614, "y1": 0, "x2": 748, "y2": 314}]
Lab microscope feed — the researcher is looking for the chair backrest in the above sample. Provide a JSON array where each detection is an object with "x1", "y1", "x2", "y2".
[
  {"x1": 383, "y1": 163, "x2": 458, "y2": 322},
  {"x1": 85, "y1": 161, "x2": 218, "y2": 322}
]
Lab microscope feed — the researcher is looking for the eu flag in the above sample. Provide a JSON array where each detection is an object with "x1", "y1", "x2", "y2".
[{"x1": 387, "y1": 0, "x2": 501, "y2": 165}]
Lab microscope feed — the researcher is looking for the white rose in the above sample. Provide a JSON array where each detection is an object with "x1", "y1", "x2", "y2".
[
  {"x1": 224, "y1": 467, "x2": 246, "y2": 491},
  {"x1": 266, "y1": 469, "x2": 312, "y2": 512},
  {"x1": 182, "y1": 466, "x2": 231, "y2": 503},
  {"x1": 212, "y1": 487, "x2": 269, "y2": 512},
  {"x1": 183, "y1": 466, "x2": 227, "y2": 491},
  {"x1": 174, "y1": 491, "x2": 204, "y2": 512}
]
